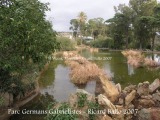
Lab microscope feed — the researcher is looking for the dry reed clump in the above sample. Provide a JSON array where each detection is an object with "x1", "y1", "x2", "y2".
[
  {"x1": 122, "y1": 50, "x2": 159, "y2": 68},
  {"x1": 144, "y1": 58, "x2": 158, "y2": 67},
  {"x1": 89, "y1": 48, "x2": 99, "y2": 53},
  {"x1": 122, "y1": 50, "x2": 144, "y2": 67},
  {"x1": 63, "y1": 51, "x2": 107, "y2": 84}
]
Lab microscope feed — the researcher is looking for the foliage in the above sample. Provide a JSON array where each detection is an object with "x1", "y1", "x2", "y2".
[
  {"x1": 90, "y1": 37, "x2": 114, "y2": 48},
  {"x1": 46, "y1": 103, "x2": 78, "y2": 120},
  {"x1": 57, "y1": 37, "x2": 76, "y2": 51},
  {"x1": 87, "y1": 101, "x2": 100, "y2": 120},
  {"x1": 77, "y1": 93, "x2": 87, "y2": 107},
  {"x1": 0, "y1": 0, "x2": 59, "y2": 96}
]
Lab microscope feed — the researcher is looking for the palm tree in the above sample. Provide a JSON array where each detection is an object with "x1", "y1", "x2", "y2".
[{"x1": 77, "y1": 12, "x2": 87, "y2": 45}]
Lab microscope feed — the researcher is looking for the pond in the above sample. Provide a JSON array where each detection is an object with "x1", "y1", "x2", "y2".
[{"x1": 10, "y1": 50, "x2": 160, "y2": 120}]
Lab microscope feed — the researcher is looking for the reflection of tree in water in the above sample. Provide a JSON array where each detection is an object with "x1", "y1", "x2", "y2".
[
  {"x1": 127, "y1": 64, "x2": 134, "y2": 75},
  {"x1": 39, "y1": 60, "x2": 65, "y2": 88}
]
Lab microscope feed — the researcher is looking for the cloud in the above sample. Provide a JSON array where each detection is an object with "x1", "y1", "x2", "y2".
[{"x1": 39, "y1": 0, "x2": 130, "y2": 32}]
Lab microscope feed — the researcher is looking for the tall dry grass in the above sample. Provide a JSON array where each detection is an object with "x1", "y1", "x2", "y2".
[
  {"x1": 122, "y1": 50, "x2": 159, "y2": 68},
  {"x1": 63, "y1": 51, "x2": 107, "y2": 84}
]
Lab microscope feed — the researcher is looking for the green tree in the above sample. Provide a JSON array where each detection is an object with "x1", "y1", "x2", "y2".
[
  {"x1": 0, "y1": 0, "x2": 59, "y2": 96},
  {"x1": 69, "y1": 19, "x2": 79, "y2": 40}
]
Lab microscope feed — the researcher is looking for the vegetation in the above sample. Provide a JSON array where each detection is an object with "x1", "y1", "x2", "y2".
[
  {"x1": 0, "y1": 0, "x2": 59, "y2": 99},
  {"x1": 69, "y1": 0, "x2": 160, "y2": 50},
  {"x1": 77, "y1": 93, "x2": 87, "y2": 107},
  {"x1": 46, "y1": 103, "x2": 78, "y2": 120},
  {"x1": 57, "y1": 37, "x2": 76, "y2": 51},
  {"x1": 89, "y1": 37, "x2": 114, "y2": 48},
  {"x1": 87, "y1": 102, "x2": 100, "y2": 120},
  {"x1": 122, "y1": 50, "x2": 159, "y2": 67}
]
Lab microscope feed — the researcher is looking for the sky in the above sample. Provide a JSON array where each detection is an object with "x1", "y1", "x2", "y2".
[{"x1": 38, "y1": 0, "x2": 130, "y2": 32}]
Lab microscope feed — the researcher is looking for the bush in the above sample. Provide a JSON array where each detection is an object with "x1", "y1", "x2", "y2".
[
  {"x1": 90, "y1": 38, "x2": 113, "y2": 48},
  {"x1": 57, "y1": 37, "x2": 76, "y2": 51},
  {"x1": 46, "y1": 103, "x2": 78, "y2": 120}
]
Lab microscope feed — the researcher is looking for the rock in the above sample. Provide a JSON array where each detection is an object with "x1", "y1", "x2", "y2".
[
  {"x1": 137, "y1": 108, "x2": 160, "y2": 120},
  {"x1": 152, "y1": 93, "x2": 160, "y2": 102},
  {"x1": 95, "y1": 80, "x2": 104, "y2": 95},
  {"x1": 69, "y1": 93, "x2": 78, "y2": 108},
  {"x1": 125, "y1": 90, "x2": 136, "y2": 106},
  {"x1": 149, "y1": 79, "x2": 160, "y2": 93},
  {"x1": 123, "y1": 85, "x2": 137, "y2": 93},
  {"x1": 138, "y1": 99, "x2": 155, "y2": 108},
  {"x1": 98, "y1": 114, "x2": 113, "y2": 120},
  {"x1": 137, "y1": 81, "x2": 150, "y2": 96},
  {"x1": 76, "y1": 89, "x2": 95, "y2": 102},
  {"x1": 141, "y1": 95, "x2": 152, "y2": 100},
  {"x1": 99, "y1": 75, "x2": 119, "y2": 102},
  {"x1": 116, "y1": 83, "x2": 121, "y2": 93},
  {"x1": 97, "y1": 94, "x2": 116, "y2": 110},
  {"x1": 0, "y1": 92, "x2": 13, "y2": 107}
]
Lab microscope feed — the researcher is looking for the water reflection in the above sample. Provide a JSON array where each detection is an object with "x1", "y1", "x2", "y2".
[
  {"x1": 127, "y1": 64, "x2": 135, "y2": 75},
  {"x1": 39, "y1": 64, "x2": 96, "y2": 102}
]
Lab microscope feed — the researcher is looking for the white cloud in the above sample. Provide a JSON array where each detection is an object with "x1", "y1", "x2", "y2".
[{"x1": 39, "y1": 0, "x2": 130, "y2": 31}]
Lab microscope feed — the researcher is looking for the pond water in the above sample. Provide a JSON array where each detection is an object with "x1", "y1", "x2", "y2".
[{"x1": 10, "y1": 50, "x2": 160, "y2": 120}]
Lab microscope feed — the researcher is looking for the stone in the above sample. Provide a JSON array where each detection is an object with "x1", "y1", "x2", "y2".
[
  {"x1": 137, "y1": 81, "x2": 150, "y2": 96},
  {"x1": 125, "y1": 90, "x2": 136, "y2": 106},
  {"x1": 138, "y1": 99, "x2": 155, "y2": 108},
  {"x1": 116, "y1": 83, "x2": 121, "y2": 93},
  {"x1": 98, "y1": 114, "x2": 113, "y2": 120},
  {"x1": 97, "y1": 94, "x2": 116, "y2": 110},
  {"x1": 99, "y1": 75, "x2": 119, "y2": 102},
  {"x1": 123, "y1": 85, "x2": 137, "y2": 93},
  {"x1": 0, "y1": 92, "x2": 13, "y2": 107},
  {"x1": 69, "y1": 93, "x2": 78, "y2": 108},
  {"x1": 137, "y1": 108, "x2": 160, "y2": 120},
  {"x1": 152, "y1": 93, "x2": 160, "y2": 102},
  {"x1": 141, "y1": 95, "x2": 152, "y2": 100},
  {"x1": 149, "y1": 79, "x2": 160, "y2": 93},
  {"x1": 76, "y1": 89, "x2": 95, "y2": 102}
]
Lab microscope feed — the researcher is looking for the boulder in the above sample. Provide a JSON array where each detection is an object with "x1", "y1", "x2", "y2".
[
  {"x1": 125, "y1": 90, "x2": 136, "y2": 106},
  {"x1": 98, "y1": 114, "x2": 113, "y2": 120},
  {"x1": 0, "y1": 92, "x2": 13, "y2": 107},
  {"x1": 137, "y1": 108, "x2": 160, "y2": 120},
  {"x1": 123, "y1": 85, "x2": 137, "y2": 93},
  {"x1": 137, "y1": 81, "x2": 150, "y2": 96},
  {"x1": 97, "y1": 94, "x2": 116, "y2": 110},
  {"x1": 116, "y1": 83, "x2": 121, "y2": 93},
  {"x1": 149, "y1": 79, "x2": 160, "y2": 93},
  {"x1": 69, "y1": 93, "x2": 78, "y2": 108},
  {"x1": 138, "y1": 99, "x2": 155, "y2": 108},
  {"x1": 152, "y1": 92, "x2": 160, "y2": 102},
  {"x1": 141, "y1": 95, "x2": 152, "y2": 100},
  {"x1": 99, "y1": 75, "x2": 119, "y2": 102}
]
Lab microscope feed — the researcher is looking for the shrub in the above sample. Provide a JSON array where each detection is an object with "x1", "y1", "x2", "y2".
[
  {"x1": 90, "y1": 38, "x2": 113, "y2": 48},
  {"x1": 87, "y1": 101, "x2": 100, "y2": 120},
  {"x1": 46, "y1": 103, "x2": 78, "y2": 120},
  {"x1": 57, "y1": 37, "x2": 76, "y2": 51},
  {"x1": 77, "y1": 93, "x2": 87, "y2": 107}
]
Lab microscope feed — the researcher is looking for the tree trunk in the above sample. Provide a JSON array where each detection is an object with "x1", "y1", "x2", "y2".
[
  {"x1": 126, "y1": 31, "x2": 129, "y2": 49},
  {"x1": 151, "y1": 37, "x2": 155, "y2": 52}
]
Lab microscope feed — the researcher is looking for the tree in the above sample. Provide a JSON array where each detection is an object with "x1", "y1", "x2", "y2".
[
  {"x1": 0, "y1": 0, "x2": 59, "y2": 96},
  {"x1": 129, "y1": 0, "x2": 157, "y2": 49},
  {"x1": 77, "y1": 11, "x2": 87, "y2": 44},
  {"x1": 69, "y1": 19, "x2": 79, "y2": 40}
]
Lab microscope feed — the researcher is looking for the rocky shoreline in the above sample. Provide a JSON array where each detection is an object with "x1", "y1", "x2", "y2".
[{"x1": 67, "y1": 78, "x2": 160, "y2": 120}]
